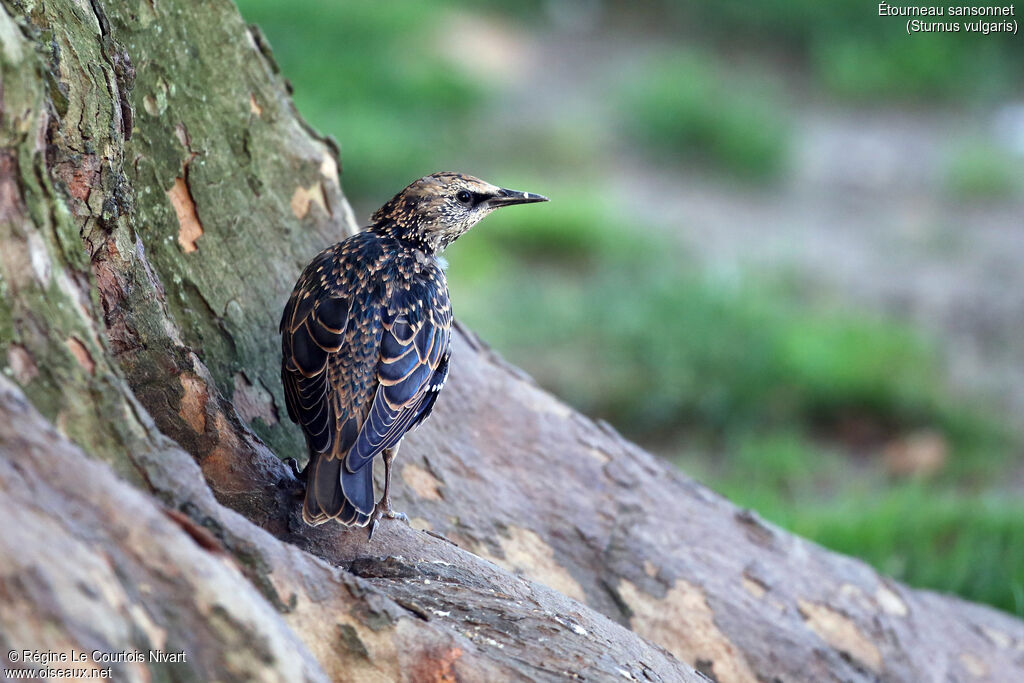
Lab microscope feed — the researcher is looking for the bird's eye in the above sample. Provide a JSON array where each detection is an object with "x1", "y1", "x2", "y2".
[{"x1": 456, "y1": 190, "x2": 473, "y2": 204}]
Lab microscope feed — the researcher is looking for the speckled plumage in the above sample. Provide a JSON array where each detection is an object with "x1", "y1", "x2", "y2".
[{"x1": 281, "y1": 172, "x2": 546, "y2": 531}]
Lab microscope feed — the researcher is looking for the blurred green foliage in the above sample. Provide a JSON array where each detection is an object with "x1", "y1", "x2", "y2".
[
  {"x1": 236, "y1": 0, "x2": 1023, "y2": 616},
  {"x1": 815, "y1": 37, "x2": 1017, "y2": 101},
  {"x1": 241, "y1": 1, "x2": 486, "y2": 203},
  {"x1": 663, "y1": 0, "x2": 1024, "y2": 100},
  {"x1": 699, "y1": 438, "x2": 1024, "y2": 615},
  {"x1": 618, "y1": 51, "x2": 790, "y2": 179},
  {"x1": 944, "y1": 141, "x2": 1024, "y2": 200},
  {"x1": 451, "y1": 207, "x2": 1006, "y2": 459},
  {"x1": 802, "y1": 489, "x2": 1024, "y2": 616}
]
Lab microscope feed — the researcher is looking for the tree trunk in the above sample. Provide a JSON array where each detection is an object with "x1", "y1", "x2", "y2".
[{"x1": 0, "y1": 1, "x2": 1021, "y2": 682}]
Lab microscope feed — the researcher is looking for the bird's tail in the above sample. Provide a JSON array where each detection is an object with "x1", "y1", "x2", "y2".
[{"x1": 302, "y1": 452, "x2": 374, "y2": 527}]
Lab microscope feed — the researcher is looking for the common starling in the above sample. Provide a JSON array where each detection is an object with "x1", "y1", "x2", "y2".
[{"x1": 280, "y1": 172, "x2": 547, "y2": 536}]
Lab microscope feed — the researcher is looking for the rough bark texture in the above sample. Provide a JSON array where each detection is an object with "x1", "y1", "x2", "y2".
[{"x1": 0, "y1": 1, "x2": 1021, "y2": 682}]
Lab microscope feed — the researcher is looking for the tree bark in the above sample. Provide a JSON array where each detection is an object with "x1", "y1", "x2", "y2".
[{"x1": 0, "y1": 1, "x2": 1021, "y2": 682}]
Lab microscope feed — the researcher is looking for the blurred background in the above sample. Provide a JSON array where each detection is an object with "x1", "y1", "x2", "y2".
[{"x1": 235, "y1": 0, "x2": 1024, "y2": 616}]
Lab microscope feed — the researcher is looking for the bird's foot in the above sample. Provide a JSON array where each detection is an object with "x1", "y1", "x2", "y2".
[
  {"x1": 385, "y1": 509, "x2": 410, "y2": 523},
  {"x1": 366, "y1": 501, "x2": 409, "y2": 540}
]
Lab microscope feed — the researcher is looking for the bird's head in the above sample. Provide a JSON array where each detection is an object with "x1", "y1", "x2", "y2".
[{"x1": 370, "y1": 172, "x2": 548, "y2": 253}]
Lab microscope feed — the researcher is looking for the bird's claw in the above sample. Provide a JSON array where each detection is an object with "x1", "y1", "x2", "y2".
[{"x1": 366, "y1": 503, "x2": 409, "y2": 540}]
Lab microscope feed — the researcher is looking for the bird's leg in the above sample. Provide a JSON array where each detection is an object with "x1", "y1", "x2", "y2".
[
  {"x1": 379, "y1": 444, "x2": 407, "y2": 519},
  {"x1": 368, "y1": 442, "x2": 409, "y2": 540}
]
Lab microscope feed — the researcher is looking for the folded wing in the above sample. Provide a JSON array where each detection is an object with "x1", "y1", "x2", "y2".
[
  {"x1": 345, "y1": 294, "x2": 452, "y2": 475},
  {"x1": 280, "y1": 245, "x2": 452, "y2": 527}
]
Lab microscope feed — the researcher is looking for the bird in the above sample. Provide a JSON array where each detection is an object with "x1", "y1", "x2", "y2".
[{"x1": 280, "y1": 172, "x2": 547, "y2": 537}]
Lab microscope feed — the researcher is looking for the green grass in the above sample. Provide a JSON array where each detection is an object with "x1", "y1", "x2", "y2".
[
  {"x1": 676, "y1": 431, "x2": 1024, "y2": 617},
  {"x1": 803, "y1": 489, "x2": 1024, "y2": 616},
  {"x1": 617, "y1": 51, "x2": 790, "y2": 180},
  {"x1": 683, "y1": 434, "x2": 1024, "y2": 617}
]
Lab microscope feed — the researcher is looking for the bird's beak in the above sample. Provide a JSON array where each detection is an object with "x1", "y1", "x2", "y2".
[{"x1": 489, "y1": 188, "x2": 549, "y2": 207}]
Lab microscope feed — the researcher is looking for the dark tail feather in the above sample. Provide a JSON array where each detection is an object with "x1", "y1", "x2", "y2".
[
  {"x1": 302, "y1": 453, "x2": 333, "y2": 525},
  {"x1": 340, "y1": 463, "x2": 375, "y2": 518},
  {"x1": 302, "y1": 453, "x2": 373, "y2": 527}
]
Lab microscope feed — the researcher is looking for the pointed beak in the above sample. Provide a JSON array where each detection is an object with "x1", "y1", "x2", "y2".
[{"x1": 489, "y1": 187, "x2": 549, "y2": 207}]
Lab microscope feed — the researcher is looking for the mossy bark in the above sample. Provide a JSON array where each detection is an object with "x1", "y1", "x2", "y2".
[{"x1": 1, "y1": 1, "x2": 1022, "y2": 682}]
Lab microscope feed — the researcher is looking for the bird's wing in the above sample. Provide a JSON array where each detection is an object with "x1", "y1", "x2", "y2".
[
  {"x1": 281, "y1": 250, "x2": 384, "y2": 524},
  {"x1": 343, "y1": 288, "x2": 452, "y2": 474},
  {"x1": 279, "y1": 270, "x2": 358, "y2": 457},
  {"x1": 281, "y1": 242, "x2": 451, "y2": 524}
]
